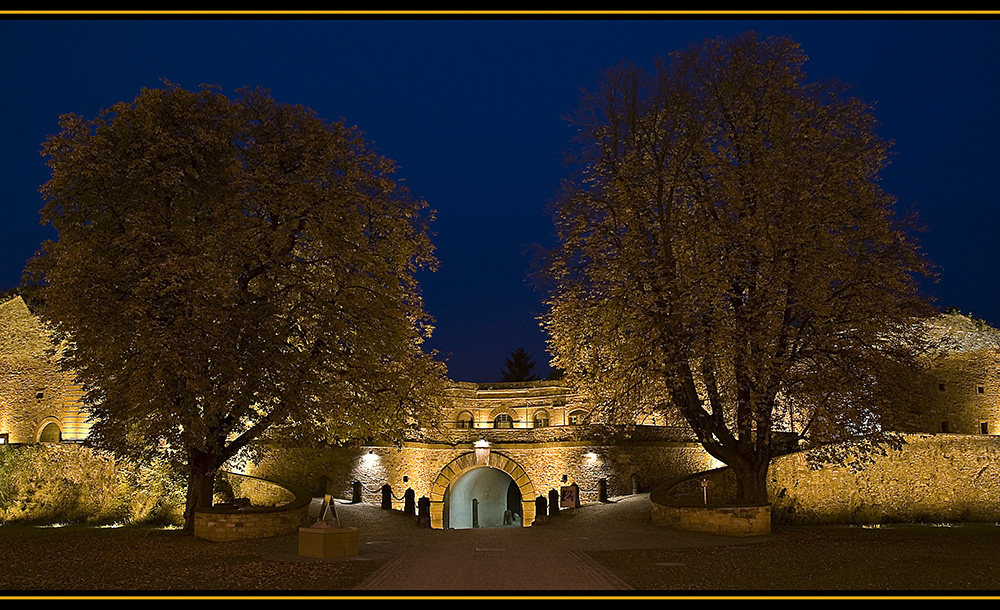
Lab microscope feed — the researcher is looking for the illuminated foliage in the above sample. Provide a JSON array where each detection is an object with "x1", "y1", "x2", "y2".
[
  {"x1": 543, "y1": 33, "x2": 933, "y2": 504},
  {"x1": 28, "y1": 82, "x2": 445, "y2": 529}
]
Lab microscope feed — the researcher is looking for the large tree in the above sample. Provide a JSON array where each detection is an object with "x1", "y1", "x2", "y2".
[
  {"x1": 28, "y1": 82, "x2": 445, "y2": 529},
  {"x1": 543, "y1": 32, "x2": 933, "y2": 504}
]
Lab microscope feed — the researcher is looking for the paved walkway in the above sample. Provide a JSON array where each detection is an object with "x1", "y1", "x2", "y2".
[
  {"x1": 354, "y1": 526, "x2": 633, "y2": 591},
  {"x1": 331, "y1": 494, "x2": 747, "y2": 593}
]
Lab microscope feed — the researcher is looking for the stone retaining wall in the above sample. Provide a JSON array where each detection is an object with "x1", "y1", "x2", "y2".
[
  {"x1": 768, "y1": 433, "x2": 1000, "y2": 524},
  {"x1": 650, "y1": 502, "x2": 771, "y2": 536},
  {"x1": 649, "y1": 468, "x2": 771, "y2": 536},
  {"x1": 650, "y1": 433, "x2": 1000, "y2": 533},
  {"x1": 193, "y1": 473, "x2": 310, "y2": 542}
]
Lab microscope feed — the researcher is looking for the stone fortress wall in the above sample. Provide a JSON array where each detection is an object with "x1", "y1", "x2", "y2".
[
  {"x1": 657, "y1": 433, "x2": 1000, "y2": 527},
  {"x1": 0, "y1": 296, "x2": 88, "y2": 444},
  {"x1": 249, "y1": 428, "x2": 723, "y2": 525},
  {"x1": 6, "y1": 292, "x2": 1000, "y2": 528},
  {"x1": 912, "y1": 312, "x2": 1000, "y2": 436},
  {"x1": 761, "y1": 312, "x2": 1000, "y2": 525},
  {"x1": 767, "y1": 433, "x2": 1000, "y2": 524},
  {"x1": 247, "y1": 379, "x2": 724, "y2": 527}
]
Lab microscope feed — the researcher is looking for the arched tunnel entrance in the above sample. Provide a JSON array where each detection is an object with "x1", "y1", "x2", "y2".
[{"x1": 444, "y1": 466, "x2": 523, "y2": 529}]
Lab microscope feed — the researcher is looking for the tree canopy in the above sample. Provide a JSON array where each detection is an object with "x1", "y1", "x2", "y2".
[
  {"x1": 27, "y1": 82, "x2": 445, "y2": 528},
  {"x1": 542, "y1": 32, "x2": 933, "y2": 504}
]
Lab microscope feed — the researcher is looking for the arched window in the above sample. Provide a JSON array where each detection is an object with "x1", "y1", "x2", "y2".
[
  {"x1": 38, "y1": 422, "x2": 61, "y2": 443},
  {"x1": 455, "y1": 412, "x2": 474, "y2": 429},
  {"x1": 533, "y1": 410, "x2": 549, "y2": 428},
  {"x1": 567, "y1": 410, "x2": 587, "y2": 426},
  {"x1": 493, "y1": 413, "x2": 513, "y2": 429}
]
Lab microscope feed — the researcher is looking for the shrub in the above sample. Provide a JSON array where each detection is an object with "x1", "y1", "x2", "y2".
[{"x1": 0, "y1": 444, "x2": 184, "y2": 525}]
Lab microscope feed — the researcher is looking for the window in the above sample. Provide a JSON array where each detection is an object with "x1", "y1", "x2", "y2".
[
  {"x1": 493, "y1": 413, "x2": 513, "y2": 429},
  {"x1": 0, "y1": 433, "x2": 7, "y2": 444},
  {"x1": 982, "y1": 421, "x2": 990, "y2": 435},
  {"x1": 533, "y1": 411, "x2": 549, "y2": 428},
  {"x1": 455, "y1": 412, "x2": 474, "y2": 429},
  {"x1": 938, "y1": 383, "x2": 946, "y2": 392},
  {"x1": 941, "y1": 421, "x2": 949, "y2": 433},
  {"x1": 567, "y1": 410, "x2": 587, "y2": 425},
  {"x1": 978, "y1": 385, "x2": 985, "y2": 394},
  {"x1": 35, "y1": 390, "x2": 44, "y2": 400}
]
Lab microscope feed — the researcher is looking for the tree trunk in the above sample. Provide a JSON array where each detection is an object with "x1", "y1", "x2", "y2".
[
  {"x1": 182, "y1": 451, "x2": 221, "y2": 533},
  {"x1": 730, "y1": 456, "x2": 771, "y2": 506}
]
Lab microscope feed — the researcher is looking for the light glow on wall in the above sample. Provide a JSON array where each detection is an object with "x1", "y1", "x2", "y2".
[{"x1": 361, "y1": 450, "x2": 379, "y2": 469}]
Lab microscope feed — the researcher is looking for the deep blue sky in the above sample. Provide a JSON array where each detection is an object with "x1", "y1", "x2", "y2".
[{"x1": 2, "y1": 15, "x2": 998, "y2": 382}]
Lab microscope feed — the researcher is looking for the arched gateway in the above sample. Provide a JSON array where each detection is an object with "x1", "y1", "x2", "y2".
[{"x1": 428, "y1": 443, "x2": 537, "y2": 529}]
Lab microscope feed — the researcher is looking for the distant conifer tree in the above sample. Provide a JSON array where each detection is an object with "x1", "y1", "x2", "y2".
[{"x1": 500, "y1": 347, "x2": 539, "y2": 382}]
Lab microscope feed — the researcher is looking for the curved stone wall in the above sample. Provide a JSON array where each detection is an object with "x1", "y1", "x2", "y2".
[
  {"x1": 193, "y1": 472, "x2": 311, "y2": 542},
  {"x1": 651, "y1": 433, "x2": 1000, "y2": 529},
  {"x1": 768, "y1": 433, "x2": 1000, "y2": 524},
  {"x1": 649, "y1": 467, "x2": 773, "y2": 536},
  {"x1": 651, "y1": 503, "x2": 771, "y2": 537}
]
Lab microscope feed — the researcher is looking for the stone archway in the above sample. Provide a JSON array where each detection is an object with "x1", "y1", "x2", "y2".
[
  {"x1": 428, "y1": 448, "x2": 536, "y2": 529},
  {"x1": 36, "y1": 419, "x2": 62, "y2": 443},
  {"x1": 445, "y1": 467, "x2": 522, "y2": 529}
]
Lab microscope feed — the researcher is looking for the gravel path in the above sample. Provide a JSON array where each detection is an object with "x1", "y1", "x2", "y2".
[{"x1": 2, "y1": 495, "x2": 1000, "y2": 596}]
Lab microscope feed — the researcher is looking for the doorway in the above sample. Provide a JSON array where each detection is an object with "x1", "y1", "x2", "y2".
[{"x1": 445, "y1": 466, "x2": 523, "y2": 529}]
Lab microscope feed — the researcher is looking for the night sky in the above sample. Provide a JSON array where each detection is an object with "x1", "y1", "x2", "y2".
[{"x1": 2, "y1": 15, "x2": 998, "y2": 383}]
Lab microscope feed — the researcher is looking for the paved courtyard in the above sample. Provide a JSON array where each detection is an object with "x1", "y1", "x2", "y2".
[{"x1": 2, "y1": 494, "x2": 1000, "y2": 596}]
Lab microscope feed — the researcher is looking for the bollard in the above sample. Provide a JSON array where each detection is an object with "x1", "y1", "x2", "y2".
[
  {"x1": 598, "y1": 478, "x2": 609, "y2": 503},
  {"x1": 404, "y1": 488, "x2": 416, "y2": 516},
  {"x1": 381, "y1": 484, "x2": 392, "y2": 510},
  {"x1": 351, "y1": 480, "x2": 362, "y2": 504},
  {"x1": 534, "y1": 495, "x2": 547, "y2": 525},
  {"x1": 417, "y1": 496, "x2": 431, "y2": 528},
  {"x1": 315, "y1": 475, "x2": 330, "y2": 497},
  {"x1": 548, "y1": 489, "x2": 560, "y2": 518}
]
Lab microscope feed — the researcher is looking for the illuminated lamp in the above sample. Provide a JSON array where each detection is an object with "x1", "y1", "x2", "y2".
[{"x1": 474, "y1": 438, "x2": 490, "y2": 465}]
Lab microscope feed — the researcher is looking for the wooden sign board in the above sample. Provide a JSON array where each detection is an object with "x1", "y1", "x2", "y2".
[{"x1": 316, "y1": 493, "x2": 341, "y2": 528}]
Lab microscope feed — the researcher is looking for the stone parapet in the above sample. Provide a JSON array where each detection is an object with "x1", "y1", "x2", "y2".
[
  {"x1": 193, "y1": 473, "x2": 310, "y2": 542},
  {"x1": 651, "y1": 502, "x2": 771, "y2": 537},
  {"x1": 408, "y1": 424, "x2": 699, "y2": 446},
  {"x1": 650, "y1": 468, "x2": 771, "y2": 536}
]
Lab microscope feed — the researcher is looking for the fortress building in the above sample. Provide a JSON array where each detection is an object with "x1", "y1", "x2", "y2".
[
  {"x1": 250, "y1": 380, "x2": 721, "y2": 529},
  {"x1": 0, "y1": 296, "x2": 88, "y2": 445},
  {"x1": 3, "y1": 293, "x2": 999, "y2": 529},
  {"x1": 915, "y1": 311, "x2": 1000, "y2": 435}
]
